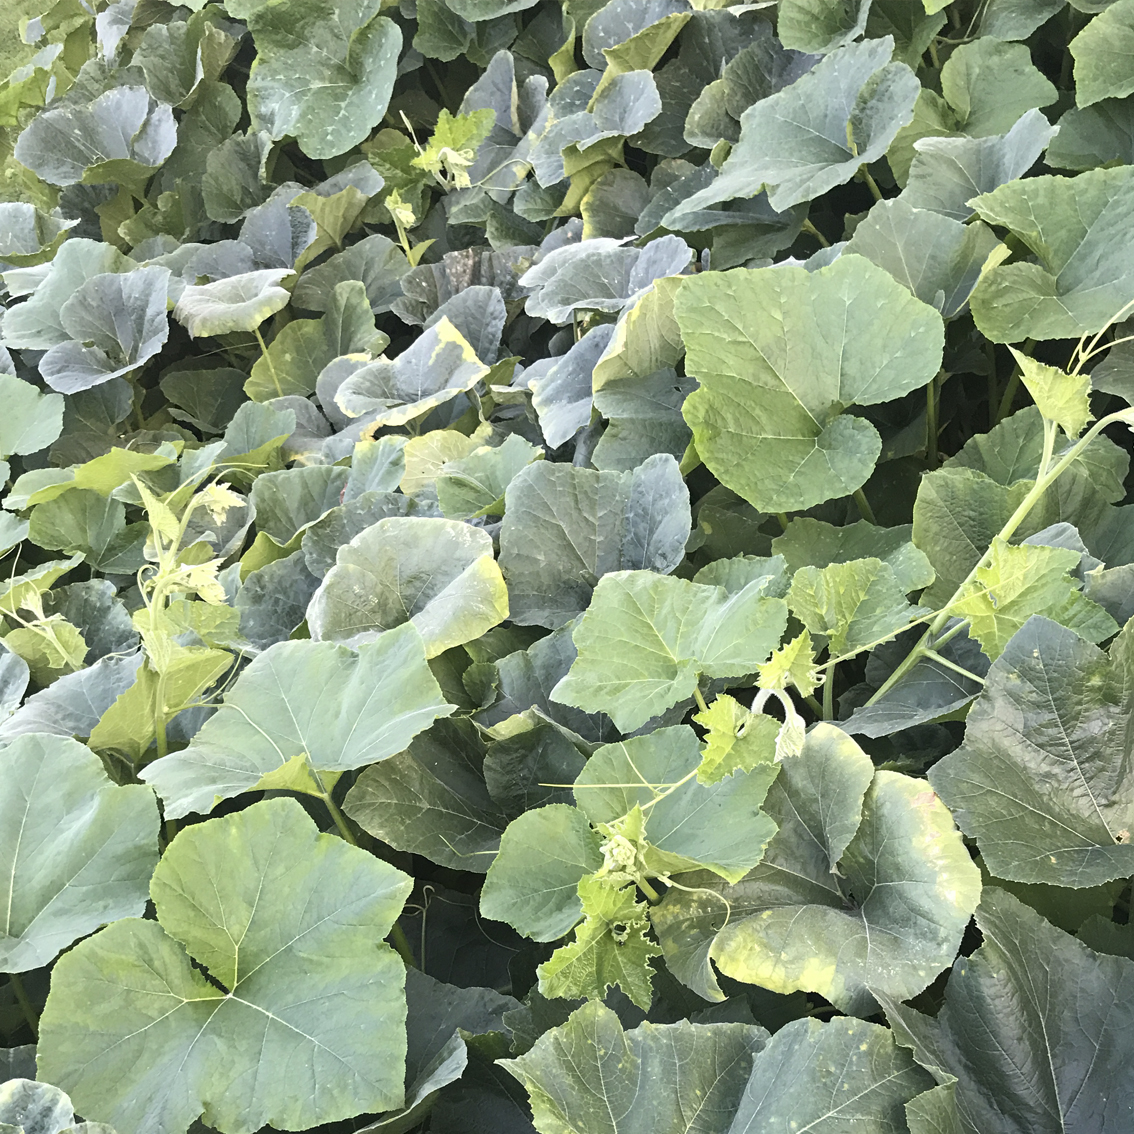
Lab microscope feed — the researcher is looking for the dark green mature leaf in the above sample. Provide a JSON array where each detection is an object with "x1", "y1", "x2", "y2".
[
  {"x1": 141, "y1": 624, "x2": 453, "y2": 818},
  {"x1": 307, "y1": 517, "x2": 509, "y2": 654},
  {"x1": 500, "y1": 1002, "x2": 766, "y2": 1134},
  {"x1": 901, "y1": 109, "x2": 1056, "y2": 222},
  {"x1": 881, "y1": 887, "x2": 1134, "y2": 1134},
  {"x1": 0, "y1": 733, "x2": 158, "y2": 972},
  {"x1": 480, "y1": 804, "x2": 604, "y2": 941},
  {"x1": 344, "y1": 717, "x2": 510, "y2": 873},
  {"x1": 499, "y1": 454, "x2": 690, "y2": 628},
  {"x1": 727, "y1": 1016, "x2": 934, "y2": 1133},
  {"x1": 778, "y1": 0, "x2": 871, "y2": 53},
  {"x1": 38, "y1": 798, "x2": 412, "y2": 1134},
  {"x1": 669, "y1": 37, "x2": 918, "y2": 213},
  {"x1": 1047, "y1": 95, "x2": 1134, "y2": 171},
  {"x1": 0, "y1": 374, "x2": 64, "y2": 460},
  {"x1": 652, "y1": 724, "x2": 981, "y2": 1008},
  {"x1": 244, "y1": 0, "x2": 401, "y2": 159},
  {"x1": 551, "y1": 568, "x2": 788, "y2": 733},
  {"x1": 844, "y1": 202, "x2": 1003, "y2": 317},
  {"x1": 929, "y1": 617, "x2": 1134, "y2": 888},
  {"x1": 329, "y1": 317, "x2": 489, "y2": 428},
  {"x1": 14, "y1": 86, "x2": 176, "y2": 187},
  {"x1": 248, "y1": 279, "x2": 381, "y2": 401},
  {"x1": 969, "y1": 165, "x2": 1134, "y2": 341},
  {"x1": 677, "y1": 255, "x2": 943, "y2": 513},
  {"x1": 938, "y1": 38, "x2": 1056, "y2": 137},
  {"x1": 39, "y1": 267, "x2": 171, "y2": 394},
  {"x1": 173, "y1": 269, "x2": 293, "y2": 337},
  {"x1": 1070, "y1": 0, "x2": 1134, "y2": 108}
]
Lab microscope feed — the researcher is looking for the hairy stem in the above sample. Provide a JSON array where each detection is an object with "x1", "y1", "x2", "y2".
[{"x1": 823, "y1": 665, "x2": 836, "y2": 720}]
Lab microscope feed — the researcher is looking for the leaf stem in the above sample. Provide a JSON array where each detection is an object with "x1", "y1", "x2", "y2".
[
  {"x1": 822, "y1": 665, "x2": 836, "y2": 720},
  {"x1": 693, "y1": 685, "x2": 709, "y2": 715},
  {"x1": 388, "y1": 922, "x2": 417, "y2": 967},
  {"x1": 9, "y1": 972, "x2": 38, "y2": 1039},
  {"x1": 926, "y1": 372, "x2": 941, "y2": 466},
  {"x1": 801, "y1": 218, "x2": 830, "y2": 248},
  {"x1": 861, "y1": 168, "x2": 884, "y2": 203},
  {"x1": 922, "y1": 649, "x2": 985, "y2": 685},
  {"x1": 310, "y1": 766, "x2": 359, "y2": 847},
  {"x1": 852, "y1": 488, "x2": 876, "y2": 525},
  {"x1": 638, "y1": 876, "x2": 661, "y2": 903},
  {"x1": 986, "y1": 341, "x2": 998, "y2": 431},
  {"x1": 253, "y1": 326, "x2": 282, "y2": 398}
]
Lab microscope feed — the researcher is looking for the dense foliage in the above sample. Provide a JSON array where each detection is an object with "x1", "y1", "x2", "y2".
[{"x1": 1, "y1": 0, "x2": 1134, "y2": 1132}]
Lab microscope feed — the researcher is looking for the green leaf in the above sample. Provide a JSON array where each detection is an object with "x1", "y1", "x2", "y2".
[
  {"x1": 672, "y1": 37, "x2": 919, "y2": 213},
  {"x1": 0, "y1": 733, "x2": 158, "y2": 973},
  {"x1": 677, "y1": 256, "x2": 944, "y2": 513},
  {"x1": 14, "y1": 86, "x2": 176, "y2": 188},
  {"x1": 928, "y1": 617, "x2": 1134, "y2": 888},
  {"x1": 436, "y1": 433, "x2": 542, "y2": 520},
  {"x1": 1071, "y1": 0, "x2": 1134, "y2": 107},
  {"x1": 140, "y1": 624, "x2": 452, "y2": 818},
  {"x1": 173, "y1": 268, "x2": 293, "y2": 337},
  {"x1": 28, "y1": 490, "x2": 145, "y2": 573},
  {"x1": 247, "y1": 279, "x2": 380, "y2": 401},
  {"x1": 969, "y1": 165, "x2": 1134, "y2": 342},
  {"x1": 0, "y1": 1078, "x2": 93, "y2": 1134},
  {"x1": 778, "y1": 0, "x2": 871, "y2": 53},
  {"x1": 788, "y1": 557, "x2": 931, "y2": 656},
  {"x1": 291, "y1": 234, "x2": 409, "y2": 314},
  {"x1": 1046, "y1": 94, "x2": 1134, "y2": 172},
  {"x1": 773, "y1": 517, "x2": 935, "y2": 592},
  {"x1": 2, "y1": 239, "x2": 134, "y2": 353},
  {"x1": 89, "y1": 645, "x2": 232, "y2": 763},
  {"x1": 551, "y1": 569, "x2": 789, "y2": 734},
  {"x1": 1010, "y1": 348, "x2": 1093, "y2": 438},
  {"x1": 330, "y1": 317, "x2": 489, "y2": 428},
  {"x1": 38, "y1": 798, "x2": 413, "y2": 1134},
  {"x1": 0, "y1": 374, "x2": 64, "y2": 460},
  {"x1": 757, "y1": 630, "x2": 824, "y2": 698},
  {"x1": 912, "y1": 467, "x2": 1032, "y2": 605},
  {"x1": 845, "y1": 202, "x2": 1004, "y2": 318},
  {"x1": 308, "y1": 517, "x2": 509, "y2": 656},
  {"x1": 412, "y1": 108, "x2": 495, "y2": 187},
  {"x1": 938, "y1": 39, "x2": 1056, "y2": 137},
  {"x1": 39, "y1": 267, "x2": 171, "y2": 395},
  {"x1": 694, "y1": 693, "x2": 781, "y2": 785},
  {"x1": 881, "y1": 887, "x2": 1134, "y2": 1134},
  {"x1": 245, "y1": 0, "x2": 401, "y2": 160},
  {"x1": 952, "y1": 538, "x2": 1118, "y2": 661},
  {"x1": 500, "y1": 1001, "x2": 767, "y2": 1134},
  {"x1": 729, "y1": 1016, "x2": 933, "y2": 1132},
  {"x1": 250, "y1": 465, "x2": 350, "y2": 545},
  {"x1": 901, "y1": 109, "x2": 1056, "y2": 222},
  {"x1": 499, "y1": 454, "x2": 691, "y2": 628},
  {"x1": 344, "y1": 717, "x2": 510, "y2": 873},
  {"x1": 574, "y1": 725, "x2": 780, "y2": 883},
  {"x1": 537, "y1": 876, "x2": 661, "y2": 1010},
  {"x1": 480, "y1": 804, "x2": 604, "y2": 941},
  {"x1": 0, "y1": 202, "x2": 75, "y2": 268},
  {"x1": 652, "y1": 724, "x2": 981, "y2": 1008}
]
